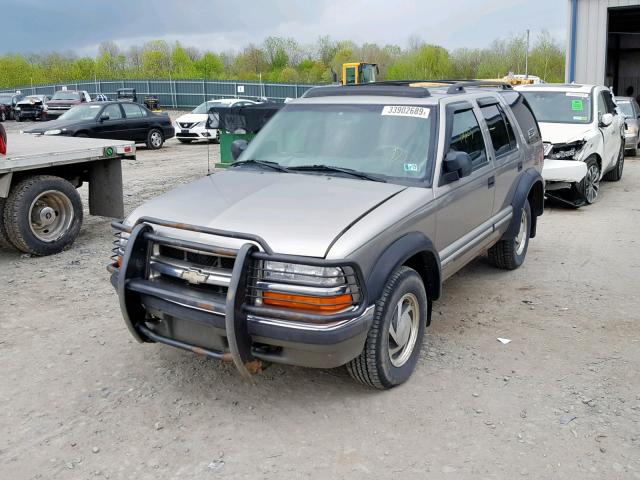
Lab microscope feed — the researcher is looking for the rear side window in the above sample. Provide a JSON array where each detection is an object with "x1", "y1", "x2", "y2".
[
  {"x1": 502, "y1": 91, "x2": 541, "y2": 145},
  {"x1": 122, "y1": 103, "x2": 145, "y2": 118},
  {"x1": 480, "y1": 104, "x2": 517, "y2": 156},
  {"x1": 449, "y1": 109, "x2": 487, "y2": 169}
]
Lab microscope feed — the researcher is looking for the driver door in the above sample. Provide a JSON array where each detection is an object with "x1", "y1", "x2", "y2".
[
  {"x1": 434, "y1": 101, "x2": 495, "y2": 279},
  {"x1": 94, "y1": 103, "x2": 125, "y2": 140}
]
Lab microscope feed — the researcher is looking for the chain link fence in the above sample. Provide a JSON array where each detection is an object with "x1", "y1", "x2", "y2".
[{"x1": 1, "y1": 79, "x2": 324, "y2": 108}]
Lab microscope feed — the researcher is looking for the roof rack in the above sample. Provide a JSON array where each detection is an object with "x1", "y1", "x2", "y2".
[
  {"x1": 303, "y1": 84, "x2": 431, "y2": 99},
  {"x1": 441, "y1": 80, "x2": 513, "y2": 94}
]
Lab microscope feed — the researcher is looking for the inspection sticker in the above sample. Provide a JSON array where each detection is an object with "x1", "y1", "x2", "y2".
[
  {"x1": 382, "y1": 105, "x2": 430, "y2": 119},
  {"x1": 571, "y1": 99, "x2": 584, "y2": 111}
]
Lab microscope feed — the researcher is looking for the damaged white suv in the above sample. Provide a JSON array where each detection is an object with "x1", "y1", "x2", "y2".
[{"x1": 516, "y1": 84, "x2": 625, "y2": 206}]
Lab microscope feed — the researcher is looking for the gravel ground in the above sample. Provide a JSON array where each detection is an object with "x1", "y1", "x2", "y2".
[{"x1": 1, "y1": 116, "x2": 640, "y2": 479}]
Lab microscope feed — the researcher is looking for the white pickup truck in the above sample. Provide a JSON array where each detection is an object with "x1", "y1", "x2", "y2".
[{"x1": 0, "y1": 134, "x2": 135, "y2": 255}]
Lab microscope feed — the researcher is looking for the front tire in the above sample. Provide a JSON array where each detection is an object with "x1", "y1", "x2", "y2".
[
  {"x1": 15, "y1": 114, "x2": 21, "y2": 122},
  {"x1": 574, "y1": 156, "x2": 600, "y2": 204},
  {"x1": 146, "y1": 129, "x2": 164, "y2": 149},
  {"x1": 488, "y1": 200, "x2": 531, "y2": 270},
  {"x1": 0, "y1": 111, "x2": 6, "y2": 122},
  {"x1": 347, "y1": 266, "x2": 427, "y2": 389},
  {"x1": 603, "y1": 144, "x2": 624, "y2": 182},
  {"x1": 3, "y1": 175, "x2": 83, "y2": 256}
]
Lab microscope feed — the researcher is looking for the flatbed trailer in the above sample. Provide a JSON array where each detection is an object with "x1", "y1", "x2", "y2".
[{"x1": 0, "y1": 134, "x2": 135, "y2": 255}]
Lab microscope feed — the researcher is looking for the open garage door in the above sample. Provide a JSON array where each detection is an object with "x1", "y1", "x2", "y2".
[{"x1": 607, "y1": 6, "x2": 640, "y2": 96}]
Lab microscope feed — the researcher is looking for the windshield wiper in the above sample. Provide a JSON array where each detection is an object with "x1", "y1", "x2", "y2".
[
  {"x1": 230, "y1": 159, "x2": 290, "y2": 172},
  {"x1": 288, "y1": 164, "x2": 386, "y2": 182}
]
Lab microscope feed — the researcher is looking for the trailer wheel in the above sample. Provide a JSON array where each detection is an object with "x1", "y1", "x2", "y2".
[
  {"x1": 3, "y1": 175, "x2": 83, "y2": 256},
  {"x1": 0, "y1": 198, "x2": 14, "y2": 249}
]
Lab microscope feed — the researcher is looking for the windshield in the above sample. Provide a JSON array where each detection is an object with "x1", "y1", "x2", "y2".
[
  {"x1": 520, "y1": 91, "x2": 592, "y2": 124},
  {"x1": 239, "y1": 104, "x2": 435, "y2": 183},
  {"x1": 0, "y1": 95, "x2": 13, "y2": 103},
  {"x1": 58, "y1": 104, "x2": 102, "y2": 121},
  {"x1": 52, "y1": 91, "x2": 81, "y2": 101},
  {"x1": 193, "y1": 101, "x2": 231, "y2": 114},
  {"x1": 616, "y1": 100, "x2": 634, "y2": 118}
]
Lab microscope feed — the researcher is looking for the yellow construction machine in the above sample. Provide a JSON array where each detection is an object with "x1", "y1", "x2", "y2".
[{"x1": 341, "y1": 63, "x2": 379, "y2": 85}]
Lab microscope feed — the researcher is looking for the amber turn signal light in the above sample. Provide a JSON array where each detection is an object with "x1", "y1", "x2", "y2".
[{"x1": 262, "y1": 291, "x2": 353, "y2": 314}]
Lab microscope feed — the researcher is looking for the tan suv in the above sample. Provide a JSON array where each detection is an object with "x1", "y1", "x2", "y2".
[{"x1": 110, "y1": 81, "x2": 545, "y2": 389}]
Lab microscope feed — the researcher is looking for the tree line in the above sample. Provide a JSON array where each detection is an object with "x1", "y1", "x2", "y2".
[{"x1": 0, "y1": 32, "x2": 565, "y2": 89}]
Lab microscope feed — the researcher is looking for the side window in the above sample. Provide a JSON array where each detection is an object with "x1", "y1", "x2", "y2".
[
  {"x1": 122, "y1": 103, "x2": 144, "y2": 118},
  {"x1": 602, "y1": 91, "x2": 617, "y2": 114},
  {"x1": 480, "y1": 104, "x2": 517, "y2": 157},
  {"x1": 102, "y1": 104, "x2": 123, "y2": 120},
  {"x1": 449, "y1": 109, "x2": 487, "y2": 169},
  {"x1": 597, "y1": 92, "x2": 607, "y2": 117},
  {"x1": 503, "y1": 91, "x2": 540, "y2": 145}
]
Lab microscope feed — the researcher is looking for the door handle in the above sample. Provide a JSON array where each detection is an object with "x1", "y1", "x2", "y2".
[
  {"x1": 488, "y1": 176, "x2": 495, "y2": 188},
  {"x1": 517, "y1": 161, "x2": 523, "y2": 171}
]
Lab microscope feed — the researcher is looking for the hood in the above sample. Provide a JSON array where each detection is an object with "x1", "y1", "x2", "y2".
[
  {"x1": 24, "y1": 118, "x2": 91, "y2": 134},
  {"x1": 47, "y1": 99, "x2": 80, "y2": 107},
  {"x1": 538, "y1": 122, "x2": 593, "y2": 145},
  {"x1": 17, "y1": 98, "x2": 43, "y2": 106},
  {"x1": 175, "y1": 113, "x2": 208, "y2": 124},
  {"x1": 126, "y1": 170, "x2": 406, "y2": 257}
]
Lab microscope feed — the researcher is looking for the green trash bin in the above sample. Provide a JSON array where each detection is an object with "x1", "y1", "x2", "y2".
[{"x1": 218, "y1": 131, "x2": 256, "y2": 167}]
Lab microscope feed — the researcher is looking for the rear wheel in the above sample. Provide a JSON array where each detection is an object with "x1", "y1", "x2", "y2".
[
  {"x1": 146, "y1": 129, "x2": 164, "y2": 149},
  {"x1": 347, "y1": 266, "x2": 427, "y2": 389},
  {"x1": 74, "y1": 132, "x2": 89, "y2": 138},
  {"x1": 574, "y1": 156, "x2": 600, "y2": 204},
  {"x1": 603, "y1": 143, "x2": 624, "y2": 181},
  {"x1": 488, "y1": 200, "x2": 531, "y2": 270},
  {"x1": 3, "y1": 175, "x2": 83, "y2": 256}
]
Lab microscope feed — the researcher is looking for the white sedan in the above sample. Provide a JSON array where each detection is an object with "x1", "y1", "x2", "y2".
[{"x1": 174, "y1": 98, "x2": 258, "y2": 143}]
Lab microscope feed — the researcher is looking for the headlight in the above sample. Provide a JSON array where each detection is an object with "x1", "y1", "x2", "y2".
[
  {"x1": 262, "y1": 261, "x2": 345, "y2": 287},
  {"x1": 43, "y1": 105, "x2": 48, "y2": 111},
  {"x1": 627, "y1": 125, "x2": 638, "y2": 135},
  {"x1": 257, "y1": 261, "x2": 357, "y2": 315},
  {"x1": 549, "y1": 141, "x2": 585, "y2": 160},
  {"x1": 44, "y1": 129, "x2": 61, "y2": 135},
  {"x1": 15, "y1": 106, "x2": 20, "y2": 111}
]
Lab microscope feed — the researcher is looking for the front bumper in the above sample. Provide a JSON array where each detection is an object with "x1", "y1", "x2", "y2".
[
  {"x1": 174, "y1": 123, "x2": 217, "y2": 140},
  {"x1": 109, "y1": 218, "x2": 372, "y2": 373},
  {"x1": 542, "y1": 158, "x2": 587, "y2": 186},
  {"x1": 624, "y1": 132, "x2": 638, "y2": 149}
]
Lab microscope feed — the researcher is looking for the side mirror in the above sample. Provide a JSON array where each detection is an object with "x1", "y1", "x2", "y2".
[
  {"x1": 600, "y1": 113, "x2": 613, "y2": 127},
  {"x1": 231, "y1": 139, "x2": 249, "y2": 160},
  {"x1": 442, "y1": 150, "x2": 473, "y2": 184},
  {"x1": 99, "y1": 114, "x2": 110, "y2": 122}
]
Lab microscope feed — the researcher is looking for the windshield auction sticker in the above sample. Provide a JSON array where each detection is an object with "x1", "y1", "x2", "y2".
[{"x1": 382, "y1": 105, "x2": 430, "y2": 119}]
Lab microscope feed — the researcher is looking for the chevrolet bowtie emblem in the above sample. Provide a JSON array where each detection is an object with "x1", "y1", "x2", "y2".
[{"x1": 182, "y1": 269, "x2": 208, "y2": 284}]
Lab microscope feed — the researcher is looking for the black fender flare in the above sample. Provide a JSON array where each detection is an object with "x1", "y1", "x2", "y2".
[
  {"x1": 505, "y1": 168, "x2": 544, "y2": 239},
  {"x1": 365, "y1": 231, "x2": 442, "y2": 306}
]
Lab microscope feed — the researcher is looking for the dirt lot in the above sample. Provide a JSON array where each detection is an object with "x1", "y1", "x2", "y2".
[{"x1": 1, "y1": 117, "x2": 640, "y2": 479}]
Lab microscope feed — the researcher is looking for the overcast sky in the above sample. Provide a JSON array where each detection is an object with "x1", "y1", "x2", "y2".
[{"x1": 0, "y1": 0, "x2": 567, "y2": 55}]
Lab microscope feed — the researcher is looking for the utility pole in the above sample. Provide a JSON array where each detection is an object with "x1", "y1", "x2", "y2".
[{"x1": 525, "y1": 29, "x2": 530, "y2": 79}]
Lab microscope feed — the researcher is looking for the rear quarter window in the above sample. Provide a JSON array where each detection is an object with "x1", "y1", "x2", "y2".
[{"x1": 502, "y1": 91, "x2": 541, "y2": 145}]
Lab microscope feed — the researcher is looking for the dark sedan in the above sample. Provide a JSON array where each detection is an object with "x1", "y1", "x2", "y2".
[
  {"x1": 24, "y1": 102, "x2": 175, "y2": 149},
  {"x1": 0, "y1": 92, "x2": 25, "y2": 120}
]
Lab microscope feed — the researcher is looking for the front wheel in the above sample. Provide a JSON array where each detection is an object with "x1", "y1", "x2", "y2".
[
  {"x1": 0, "y1": 111, "x2": 6, "y2": 122},
  {"x1": 15, "y1": 114, "x2": 21, "y2": 122},
  {"x1": 347, "y1": 266, "x2": 427, "y2": 389},
  {"x1": 574, "y1": 156, "x2": 600, "y2": 204},
  {"x1": 488, "y1": 199, "x2": 531, "y2": 270},
  {"x1": 3, "y1": 175, "x2": 83, "y2": 256},
  {"x1": 146, "y1": 129, "x2": 164, "y2": 149}
]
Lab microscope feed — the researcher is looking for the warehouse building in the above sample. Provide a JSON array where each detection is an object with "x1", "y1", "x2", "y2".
[{"x1": 567, "y1": 0, "x2": 640, "y2": 94}]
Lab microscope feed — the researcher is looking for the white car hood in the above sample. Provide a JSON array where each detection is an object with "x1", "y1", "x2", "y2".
[
  {"x1": 538, "y1": 122, "x2": 593, "y2": 145},
  {"x1": 175, "y1": 113, "x2": 208, "y2": 124}
]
